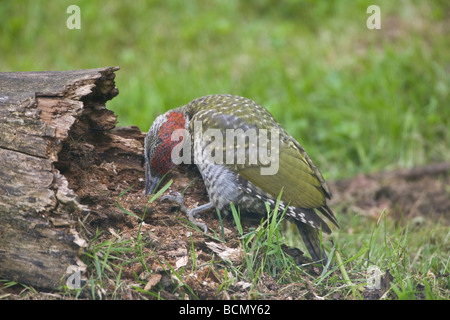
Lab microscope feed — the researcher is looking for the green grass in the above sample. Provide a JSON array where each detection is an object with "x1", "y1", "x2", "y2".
[
  {"x1": 227, "y1": 193, "x2": 301, "y2": 287},
  {"x1": 1, "y1": 0, "x2": 449, "y2": 178},
  {"x1": 56, "y1": 184, "x2": 448, "y2": 300},
  {"x1": 1, "y1": 0, "x2": 448, "y2": 300},
  {"x1": 2, "y1": 180, "x2": 446, "y2": 300},
  {"x1": 328, "y1": 206, "x2": 450, "y2": 300}
]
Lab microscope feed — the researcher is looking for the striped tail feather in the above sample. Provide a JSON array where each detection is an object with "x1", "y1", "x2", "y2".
[{"x1": 295, "y1": 221, "x2": 328, "y2": 265}]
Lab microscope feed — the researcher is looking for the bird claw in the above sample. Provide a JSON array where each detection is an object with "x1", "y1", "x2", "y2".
[
  {"x1": 160, "y1": 192, "x2": 185, "y2": 208},
  {"x1": 160, "y1": 191, "x2": 208, "y2": 233}
]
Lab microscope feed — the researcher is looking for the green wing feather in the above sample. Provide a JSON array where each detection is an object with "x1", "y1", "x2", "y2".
[
  {"x1": 186, "y1": 94, "x2": 335, "y2": 221},
  {"x1": 237, "y1": 139, "x2": 327, "y2": 209}
]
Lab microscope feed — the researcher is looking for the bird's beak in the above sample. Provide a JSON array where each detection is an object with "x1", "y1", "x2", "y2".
[
  {"x1": 144, "y1": 152, "x2": 161, "y2": 195},
  {"x1": 145, "y1": 174, "x2": 161, "y2": 195}
]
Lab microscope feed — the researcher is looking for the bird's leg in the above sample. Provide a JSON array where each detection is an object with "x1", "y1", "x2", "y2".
[{"x1": 160, "y1": 191, "x2": 212, "y2": 233}]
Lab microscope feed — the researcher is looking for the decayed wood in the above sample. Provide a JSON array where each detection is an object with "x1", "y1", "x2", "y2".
[{"x1": 0, "y1": 67, "x2": 145, "y2": 290}]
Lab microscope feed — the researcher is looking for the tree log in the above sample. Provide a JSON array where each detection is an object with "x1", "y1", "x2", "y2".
[{"x1": 0, "y1": 67, "x2": 145, "y2": 290}]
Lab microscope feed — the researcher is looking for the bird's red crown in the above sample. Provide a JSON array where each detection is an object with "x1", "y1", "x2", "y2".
[{"x1": 150, "y1": 111, "x2": 186, "y2": 175}]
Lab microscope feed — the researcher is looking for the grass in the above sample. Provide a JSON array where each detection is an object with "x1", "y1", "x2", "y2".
[
  {"x1": 1, "y1": 0, "x2": 449, "y2": 179},
  {"x1": 1, "y1": 180, "x2": 447, "y2": 300},
  {"x1": 49, "y1": 184, "x2": 447, "y2": 300},
  {"x1": 63, "y1": 186, "x2": 310, "y2": 299},
  {"x1": 227, "y1": 194, "x2": 299, "y2": 287},
  {"x1": 328, "y1": 206, "x2": 450, "y2": 300},
  {"x1": 0, "y1": 0, "x2": 448, "y2": 300}
]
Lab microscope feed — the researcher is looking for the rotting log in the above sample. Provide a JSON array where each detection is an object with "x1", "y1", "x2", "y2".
[{"x1": 0, "y1": 67, "x2": 146, "y2": 290}]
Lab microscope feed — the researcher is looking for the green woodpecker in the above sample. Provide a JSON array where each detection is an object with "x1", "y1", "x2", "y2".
[{"x1": 144, "y1": 94, "x2": 338, "y2": 264}]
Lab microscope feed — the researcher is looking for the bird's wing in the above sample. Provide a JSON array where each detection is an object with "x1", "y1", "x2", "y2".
[
  {"x1": 186, "y1": 94, "x2": 338, "y2": 228},
  {"x1": 236, "y1": 138, "x2": 328, "y2": 209},
  {"x1": 191, "y1": 108, "x2": 330, "y2": 208}
]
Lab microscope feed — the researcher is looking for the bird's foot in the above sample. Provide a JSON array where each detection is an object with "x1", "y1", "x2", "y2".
[{"x1": 160, "y1": 191, "x2": 208, "y2": 233}]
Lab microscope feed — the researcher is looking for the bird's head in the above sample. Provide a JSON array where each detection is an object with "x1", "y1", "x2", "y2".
[{"x1": 144, "y1": 110, "x2": 187, "y2": 194}]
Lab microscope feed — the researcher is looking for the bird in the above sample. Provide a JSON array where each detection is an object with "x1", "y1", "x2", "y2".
[{"x1": 144, "y1": 94, "x2": 338, "y2": 265}]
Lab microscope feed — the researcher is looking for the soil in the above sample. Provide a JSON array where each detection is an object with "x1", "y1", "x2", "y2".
[
  {"x1": 328, "y1": 162, "x2": 450, "y2": 225},
  {"x1": 114, "y1": 163, "x2": 450, "y2": 300}
]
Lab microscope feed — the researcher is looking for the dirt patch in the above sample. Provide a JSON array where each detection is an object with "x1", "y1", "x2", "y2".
[
  {"x1": 329, "y1": 163, "x2": 450, "y2": 225},
  {"x1": 88, "y1": 163, "x2": 321, "y2": 299}
]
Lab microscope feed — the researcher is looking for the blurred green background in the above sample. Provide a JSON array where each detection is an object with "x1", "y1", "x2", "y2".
[{"x1": 1, "y1": 0, "x2": 449, "y2": 179}]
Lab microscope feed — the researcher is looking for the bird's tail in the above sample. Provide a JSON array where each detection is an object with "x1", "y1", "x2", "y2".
[{"x1": 295, "y1": 221, "x2": 328, "y2": 266}]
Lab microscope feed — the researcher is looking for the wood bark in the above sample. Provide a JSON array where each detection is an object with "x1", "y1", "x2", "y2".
[{"x1": 0, "y1": 67, "x2": 145, "y2": 290}]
